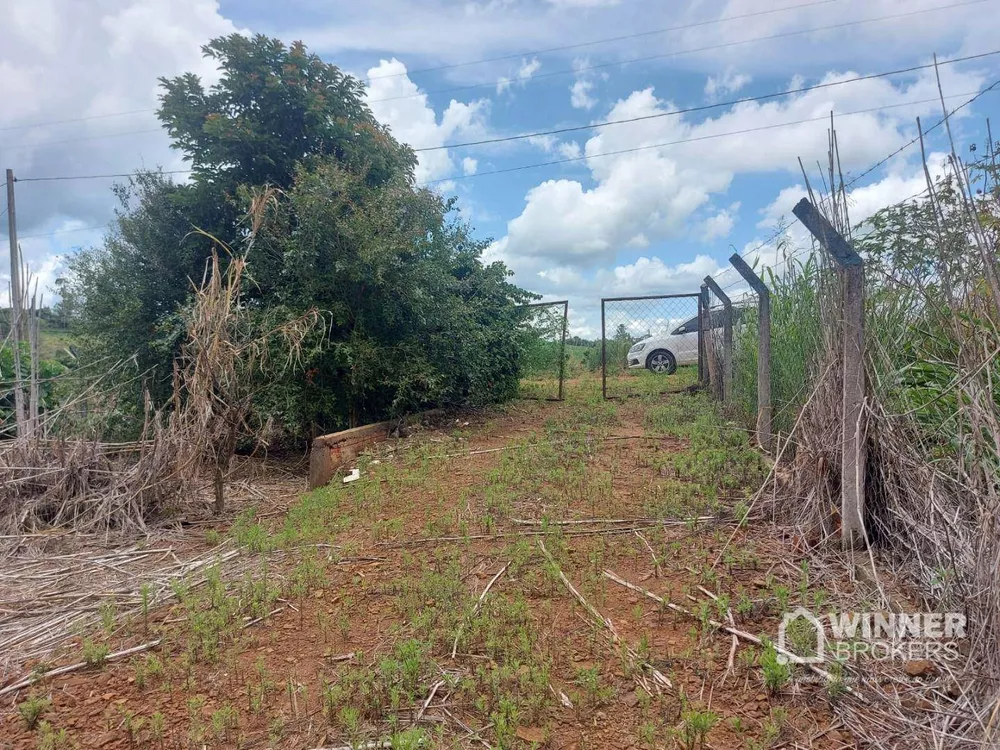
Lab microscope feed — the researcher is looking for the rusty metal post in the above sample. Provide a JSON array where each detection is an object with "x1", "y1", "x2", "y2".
[{"x1": 601, "y1": 298, "x2": 607, "y2": 400}]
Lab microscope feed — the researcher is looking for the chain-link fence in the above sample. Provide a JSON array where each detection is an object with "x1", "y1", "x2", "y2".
[
  {"x1": 517, "y1": 301, "x2": 568, "y2": 401},
  {"x1": 601, "y1": 294, "x2": 701, "y2": 400},
  {"x1": 703, "y1": 280, "x2": 754, "y2": 406}
]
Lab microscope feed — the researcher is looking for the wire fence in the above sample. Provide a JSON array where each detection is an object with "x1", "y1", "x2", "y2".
[
  {"x1": 600, "y1": 294, "x2": 701, "y2": 400},
  {"x1": 516, "y1": 301, "x2": 568, "y2": 401}
]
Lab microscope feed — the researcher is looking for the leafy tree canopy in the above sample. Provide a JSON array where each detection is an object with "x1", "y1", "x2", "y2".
[
  {"x1": 65, "y1": 34, "x2": 529, "y2": 439},
  {"x1": 159, "y1": 34, "x2": 415, "y2": 192}
]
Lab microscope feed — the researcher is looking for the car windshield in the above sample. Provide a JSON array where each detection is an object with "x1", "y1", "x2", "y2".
[
  {"x1": 670, "y1": 308, "x2": 746, "y2": 335},
  {"x1": 670, "y1": 316, "x2": 699, "y2": 335}
]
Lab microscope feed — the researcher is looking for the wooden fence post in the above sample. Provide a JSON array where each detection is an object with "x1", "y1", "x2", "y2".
[
  {"x1": 729, "y1": 255, "x2": 771, "y2": 452},
  {"x1": 703, "y1": 275, "x2": 732, "y2": 403},
  {"x1": 792, "y1": 198, "x2": 866, "y2": 550},
  {"x1": 697, "y1": 287, "x2": 707, "y2": 386},
  {"x1": 6, "y1": 168, "x2": 27, "y2": 436},
  {"x1": 700, "y1": 284, "x2": 722, "y2": 399}
]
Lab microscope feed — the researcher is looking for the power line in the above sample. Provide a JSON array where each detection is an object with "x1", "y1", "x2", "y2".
[
  {"x1": 371, "y1": 0, "x2": 994, "y2": 105},
  {"x1": 419, "y1": 90, "x2": 991, "y2": 185},
  {"x1": 842, "y1": 80, "x2": 1000, "y2": 188},
  {"x1": 713, "y1": 79, "x2": 994, "y2": 293},
  {"x1": 366, "y1": 0, "x2": 843, "y2": 81},
  {"x1": 0, "y1": 2, "x2": 838, "y2": 134},
  {"x1": 0, "y1": 3, "x2": 833, "y2": 136},
  {"x1": 0, "y1": 0, "x2": 983, "y2": 141},
  {"x1": 10, "y1": 71, "x2": 994, "y2": 250},
  {"x1": 11, "y1": 45, "x2": 995, "y2": 159},
  {"x1": 0, "y1": 108, "x2": 156, "y2": 134},
  {"x1": 19, "y1": 225, "x2": 110, "y2": 240},
  {"x1": 3, "y1": 128, "x2": 163, "y2": 153},
  {"x1": 0, "y1": 1, "x2": 841, "y2": 135},
  {"x1": 411, "y1": 49, "x2": 1000, "y2": 152},
  {"x1": 15, "y1": 169, "x2": 192, "y2": 184},
  {"x1": 14, "y1": 82, "x2": 997, "y2": 189}
]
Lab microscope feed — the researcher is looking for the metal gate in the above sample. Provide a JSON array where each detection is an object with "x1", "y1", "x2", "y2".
[
  {"x1": 600, "y1": 293, "x2": 703, "y2": 400},
  {"x1": 518, "y1": 300, "x2": 569, "y2": 401}
]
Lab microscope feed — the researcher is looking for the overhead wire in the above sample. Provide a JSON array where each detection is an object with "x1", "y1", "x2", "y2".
[
  {"x1": 712, "y1": 78, "x2": 998, "y2": 293},
  {"x1": 20, "y1": 72, "x2": 998, "y2": 187},
  {"x1": 419, "y1": 89, "x2": 992, "y2": 185},
  {"x1": 411, "y1": 49, "x2": 1000, "y2": 152},
  {"x1": 372, "y1": 0, "x2": 994, "y2": 105},
  {"x1": 8, "y1": 57, "x2": 998, "y2": 256},
  {"x1": 0, "y1": 0, "x2": 990, "y2": 158},
  {"x1": 366, "y1": 0, "x2": 844, "y2": 81},
  {"x1": 0, "y1": 0, "x2": 844, "y2": 134},
  {"x1": 2, "y1": 128, "x2": 163, "y2": 153}
]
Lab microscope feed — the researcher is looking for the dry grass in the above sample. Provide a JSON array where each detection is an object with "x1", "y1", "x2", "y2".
[
  {"x1": 0, "y1": 188, "x2": 319, "y2": 535},
  {"x1": 754, "y1": 117, "x2": 1000, "y2": 746}
]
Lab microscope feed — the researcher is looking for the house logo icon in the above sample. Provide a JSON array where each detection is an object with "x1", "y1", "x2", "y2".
[{"x1": 777, "y1": 607, "x2": 825, "y2": 664}]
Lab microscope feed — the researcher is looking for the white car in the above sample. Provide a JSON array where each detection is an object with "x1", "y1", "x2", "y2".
[
  {"x1": 626, "y1": 315, "x2": 700, "y2": 375},
  {"x1": 627, "y1": 309, "x2": 740, "y2": 374}
]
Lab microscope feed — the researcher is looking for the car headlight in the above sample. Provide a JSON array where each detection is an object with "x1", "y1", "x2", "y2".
[{"x1": 629, "y1": 343, "x2": 645, "y2": 353}]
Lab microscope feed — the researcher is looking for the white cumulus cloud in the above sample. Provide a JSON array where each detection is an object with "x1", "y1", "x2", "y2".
[
  {"x1": 497, "y1": 57, "x2": 542, "y2": 94},
  {"x1": 570, "y1": 78, "x2": 598, "y2": 110},
  {"x1": 491, "y1": 62, "x2": 986, "y2": 289},
  {"x1": 365, "y1": 59, "x2": 490, "y2": 184},
  {"x1": 0, "y1": 0, "x2": 244, "y2": 305},
  {"x1": 705, "y1": 68, "x2": 752, "y2": 100}
]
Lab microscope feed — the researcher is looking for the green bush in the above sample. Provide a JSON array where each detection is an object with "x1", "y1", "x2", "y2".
[{"x1": 64, "y1": 34, "x2": 531, "y2": 440}]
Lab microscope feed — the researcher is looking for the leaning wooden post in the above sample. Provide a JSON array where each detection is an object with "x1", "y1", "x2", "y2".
[
  {"x1": 698, "y1": 287, "x2": 706, "y2": 386},
  {"x1": 729, "y1": 255, "x2": 771, "y2": 452},
  {"x1": 700, "y1": 284, "x2": 723, "y2": 399},
  {"x1": 703, "y1": 275, "x2": 733, "y2": 403},
  {"x1": 699, "y1": 284, "x2": 710, "y2": 388},
  {"x1": 792, "y1": 198, "x2": 866, "y2": 550}
]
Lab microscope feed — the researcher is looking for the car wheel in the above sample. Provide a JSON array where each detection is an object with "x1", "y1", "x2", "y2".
[{"x1": 646, "y1": 349, "x2": 677, "y2": 375}]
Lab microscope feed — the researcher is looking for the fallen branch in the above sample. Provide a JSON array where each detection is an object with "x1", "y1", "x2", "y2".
[
  {"x1": 511, "y1": 516, "x2": 715, "y2": 527},
  {"x1": 538, "y1": 540, "x2": 671, "y2": 692},
  {"x1": 451, "y1": 563, "x2": 509, "y2": 659},
  {"x1": 415, "y1": 679, "x2": 444, "y2": 724},
  {"x1": 635, "y1": 530, "x2": 661, "y2": 578},
  {"x1": 1, "y1": 585, "x2": 284, "y2": 697},
  {"x1": 0, "y1": 639, "x2": 162, "y2": 697},
  {"x1": 698, "y1": 585, "x2": 738, "y2": 682},
  {"x1": 602, "y1": 569, "x2": 847, "y2": 691},
  {"x1": 378, "y1": 525, "x2": 670, "y2": 546}
]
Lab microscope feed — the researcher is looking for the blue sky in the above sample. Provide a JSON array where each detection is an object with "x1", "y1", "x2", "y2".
[{"x1": 2, "y1": 0, "x2": 999, "y2": 335}]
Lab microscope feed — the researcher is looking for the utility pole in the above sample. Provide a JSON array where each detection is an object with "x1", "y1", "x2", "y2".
[
  {"x1": 6, "y1": 170, "x2": 20, "y2": 337},
  {"x1": 6, "y1": 168, "x2": 26, "y2": 434}
]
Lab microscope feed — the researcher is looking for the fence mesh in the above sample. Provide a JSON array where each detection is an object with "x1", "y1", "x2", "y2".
[
  {"x1": 701, "y1": 286, "x2": 728, "y2": 403},
  {"x1": 601, "y1": 294, "x2": 701, "y2": 400},
  {"x1": 517, "y1": 301, "x2": 568, "y2": 401},
  {"x1": 710, "y1": 288, "x2": 760, "y2": 430}
]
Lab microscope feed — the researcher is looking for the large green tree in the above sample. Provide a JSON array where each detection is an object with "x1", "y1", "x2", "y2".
[
  {"x1": 67, "y1": 34, "x2": 529, "y2": 438},
  {"x1": 253, "y1": 160, "x2": 532, "y2": 431}
]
